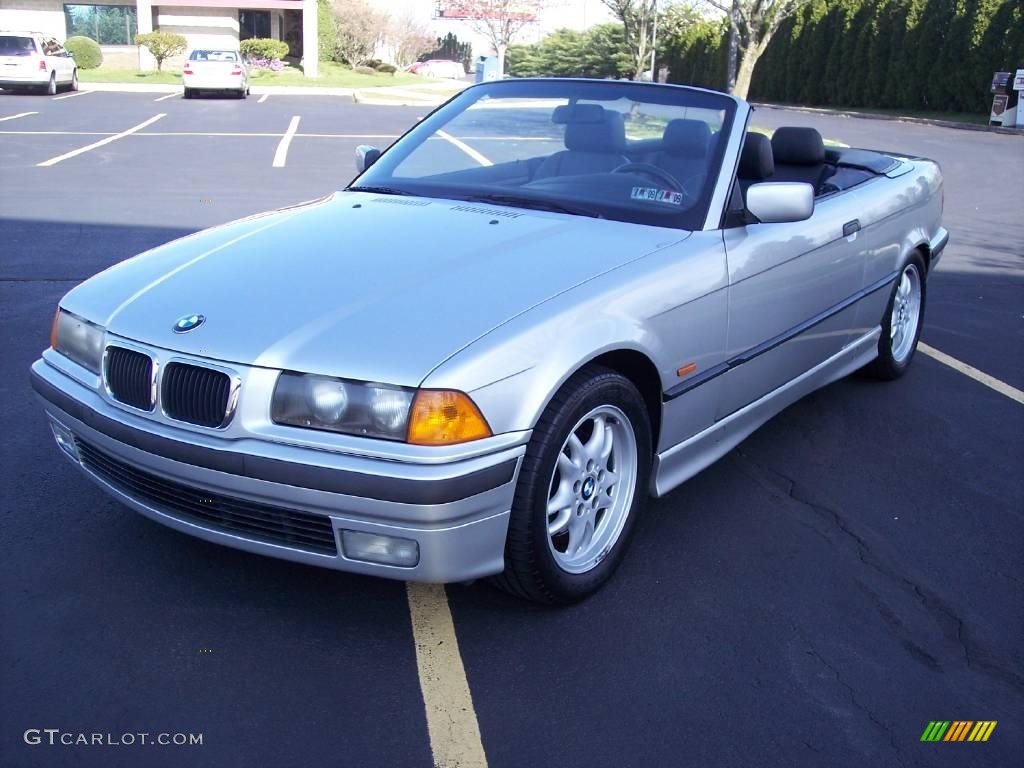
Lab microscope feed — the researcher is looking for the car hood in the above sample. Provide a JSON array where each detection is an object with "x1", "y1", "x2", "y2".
[{"x1": 63, "y1": 192, "x2": 689, "y2": 387}]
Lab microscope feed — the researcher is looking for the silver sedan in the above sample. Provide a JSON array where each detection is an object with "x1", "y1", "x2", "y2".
[{"x1": 32, "y1": 78, "x2": 947, "y2": 603}]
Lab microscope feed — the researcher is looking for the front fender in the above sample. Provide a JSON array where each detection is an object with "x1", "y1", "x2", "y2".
[{"x1": 421, "y1": 232, "x2": 730, "y2": 438}]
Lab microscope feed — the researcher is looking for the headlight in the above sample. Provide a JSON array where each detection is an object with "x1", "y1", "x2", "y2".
[
  {"x1": 51, "y1": 308, "x2": 104, "y2": 374},
  {"x1": 271, "y1": 373, "x2": 493, "y2": 445},
  {"x1": 271, "y1": 373, "x2": 415, "y2": 441}
]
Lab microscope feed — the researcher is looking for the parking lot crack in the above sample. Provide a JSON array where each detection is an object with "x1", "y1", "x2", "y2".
[
  {"x1": 735, "y1": 450, "x2": 1024, "y2": 695},
  {"x1": 806, "y1": 648, "x2": 906, "y2": 768}
]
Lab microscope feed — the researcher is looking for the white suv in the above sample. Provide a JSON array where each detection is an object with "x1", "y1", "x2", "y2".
[{"x1": 0, "y1": 32, "x2": 78, "y2": 95}]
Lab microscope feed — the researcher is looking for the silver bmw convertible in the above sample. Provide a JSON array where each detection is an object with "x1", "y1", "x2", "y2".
[{"x1": 32, "y1": 79, "x2": 947, "y2": 603}]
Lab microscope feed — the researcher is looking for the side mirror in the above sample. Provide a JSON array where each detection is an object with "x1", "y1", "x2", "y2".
[
  {"x1": 355, "y1": 145, "x2": 381, "y2": 174},
  {"x1": 745, "y1": 182, "x2": 815, "y2": 224}
]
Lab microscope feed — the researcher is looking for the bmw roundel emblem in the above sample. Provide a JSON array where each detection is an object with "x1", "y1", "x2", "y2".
[{"x1": 173, "y1": 313, "x2": 206, "y2": 333}]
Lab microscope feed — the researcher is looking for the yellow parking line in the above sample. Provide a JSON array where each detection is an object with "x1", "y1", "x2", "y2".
[
  {"x1": 153, "y1": 91, "x2": 179, "y2": 102},
  {"x1": 52, "y1": 90, "x2": 91, "y2": 101},
  {"x1": 36, "y1": 113, "x2": 165, "y2": 167},
  {"x1": 0, "y1": 111, "x2": 37, "y2": 123},
  {"x1": 436, "y1": 129, "x2": 493, "y2": 167},
  {"x1": 918, "y1": 343, "x2": 1024, "y2": 405},
  {"x1": 406, "y1": 583, "x2": 488, "y2": 768},
  {"x1": 272, "y1": 115, "x2": 300, "y2": 167}
]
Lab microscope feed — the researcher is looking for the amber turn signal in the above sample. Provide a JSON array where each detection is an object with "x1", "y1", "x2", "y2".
[
  {"x1": 406, "y1": 390, "x2": 492, "y2": 446},
  {"x1": 50, "y1": 308, "x2": 61, "y2": 350}
]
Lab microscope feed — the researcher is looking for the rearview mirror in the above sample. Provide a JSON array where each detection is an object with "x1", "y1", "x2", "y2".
[
  {"x1": 745, "y1": 182, "x2": 814, "y2": 224},
  {"x1": 355, "y1": 145, "x2": 381, "y2": 173}
]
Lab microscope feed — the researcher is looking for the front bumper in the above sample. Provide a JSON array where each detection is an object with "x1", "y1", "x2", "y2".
[{"x1": 31, "y1": 357, "x2": 524, "y2": 582}]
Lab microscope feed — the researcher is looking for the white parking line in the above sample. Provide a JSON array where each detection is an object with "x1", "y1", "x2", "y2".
[
  {"x1": 272, "y1": 115, "x2": 300, "y2": 167},
  {"x1": 0, "y1": 111, "x2": 37, "y2": 123},
  {"x1": 153, "y1": 91, "x2": 179, "y2": 102},
  {"x1": 918, "y1": 343, "x2": 1024, "y2": 405},
  {"x1": 36, "y1": 113, "x2": 166, "y2": 167},
  {"x1": 436, "y1": 129, "x2": 493, "y2": 167},
  {"x1": 52, "y1": 90, "x2": 91, "y2": 101},
  {"x1": 406, "y1": 584, "x2": 488, "y2": 768},
  {"x1": 258, "y1": 93, "x2": 269, "y2": 103}
]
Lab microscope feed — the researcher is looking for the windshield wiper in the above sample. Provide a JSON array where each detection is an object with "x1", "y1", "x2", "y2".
[
  {"x1": 460, "y1": 193, "x2": 603, "y2": 219},
  {"x1": 347, "y1": 185, "x2": 413, "y2": 196}
]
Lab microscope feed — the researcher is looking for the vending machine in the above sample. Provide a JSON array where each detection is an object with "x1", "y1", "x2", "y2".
[{"x1": 990, "y1": 71, "x2": 1021, "y2": 127}]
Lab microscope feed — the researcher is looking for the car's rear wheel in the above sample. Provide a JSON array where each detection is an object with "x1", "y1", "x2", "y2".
[
  {"x1": 183, "y1": 87, "x2": 193, "y2": 99},
  {"x1": 70, "y1": 70, "x2": 78, "y2": 92},
  {"x1": 238, "y1": 87, "x2": 247, "y2": 99},
  {"x1": 492, "y1": 365, "x2": 651, "y2": 604},
  {"x1": 866, "y1": 251, "x2": 927, "y2": 380},
  {"x1": 45, "y1": 73, "x2": 56, "y2": 96}
]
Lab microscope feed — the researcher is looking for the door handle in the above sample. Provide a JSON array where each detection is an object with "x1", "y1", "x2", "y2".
[{"x1": 843, "y1": 219, "x2": 861, "y2": 237}]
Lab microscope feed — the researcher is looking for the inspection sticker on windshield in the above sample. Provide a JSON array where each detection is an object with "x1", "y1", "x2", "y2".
[{"x1": 631, "y1": 186, "x2": 683, "y2": 205}]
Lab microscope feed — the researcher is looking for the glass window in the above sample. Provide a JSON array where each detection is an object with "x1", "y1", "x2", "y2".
[
  {"x1": 239, "y1": 11, "x2": 271, "y2": 41},
  {"x1": 64, "y1": 4, "x2": 138, "y2": 46},
  {"x1": 354, "y1": 80, "x2": 736, "y2": 231},
  {"x1": 0, "y1": 35, "x2": 39, "y2": 56},
  {"x1": 190, "y1": 50, "x2": 239, "y2": 62}
]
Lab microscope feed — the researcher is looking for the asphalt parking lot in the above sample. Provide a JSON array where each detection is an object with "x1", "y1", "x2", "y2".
[{"x1": 1, "y1": 88, "x2": 1022, "y2": 768}]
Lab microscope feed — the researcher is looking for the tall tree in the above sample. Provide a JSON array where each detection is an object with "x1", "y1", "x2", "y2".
[
  {"x1": 463, "y1": 0, "x2": 543, "y2": 76},
  {"x1": 701, "y1": 0, "x2": 815, "y2": 98},
  {"x1": 602, "y1": 0, "x2": 659, "y2": 80}
]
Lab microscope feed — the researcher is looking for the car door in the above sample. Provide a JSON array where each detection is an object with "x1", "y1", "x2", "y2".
[{"x1": 716, "y1": 193, "x2": 866, "y2": 419}]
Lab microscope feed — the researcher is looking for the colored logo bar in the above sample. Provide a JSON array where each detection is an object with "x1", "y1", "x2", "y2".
[{"x1": 920, "y1": 721, "x2": 997, "y2": 742}]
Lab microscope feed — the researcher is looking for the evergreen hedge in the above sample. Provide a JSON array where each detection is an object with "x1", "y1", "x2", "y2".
[{"x1": 662, "y1": 0, "x2": 1024, "y2": 114}]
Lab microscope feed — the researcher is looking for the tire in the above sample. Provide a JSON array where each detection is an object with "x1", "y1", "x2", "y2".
[
  {"x1": 865, "y1": 251, "x2": 927, "y2": 380},
  {"x1": 183, "y1": 87, "x2": 192, "y2": 99},
  {"x1": 46, "y1": 73, "x2": 56, "y2": 96},
  {"x1": 491, "y1": 365, "x2": 652, "y2": 604},
  {"x1": 70, "y1": 70, "x2": 78, "y2": 92},
  {"x1": 238, "y1": 88, "x2": 247, "y2": 99}
]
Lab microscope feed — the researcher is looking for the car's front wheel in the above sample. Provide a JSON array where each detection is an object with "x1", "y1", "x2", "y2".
[
  {"x1": 493, "y1": 365, "x2": 652, "y2": 604},
  {"x1": 183, "y1": 87, "x2": 193, "y2": 99},
  {"x1": 866, "y1": 251, "x2": 927, "y2": 380}
]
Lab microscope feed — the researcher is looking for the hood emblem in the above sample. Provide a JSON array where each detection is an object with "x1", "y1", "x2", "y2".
[{"x1": 173, "y1": 313, "x2": 206, "y2": 333}]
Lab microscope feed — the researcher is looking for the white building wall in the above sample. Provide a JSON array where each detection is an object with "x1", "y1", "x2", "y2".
[
  {"x1": 0, "y1": 0, "x2": 69, "y2": 41},
  {"x1": 155, "y1": 6, "x2": 240, "y2": 52}
]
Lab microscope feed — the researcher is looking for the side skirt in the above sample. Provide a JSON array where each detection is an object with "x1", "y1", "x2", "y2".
[{"x1": 651, "y1": 327, "x2": 881, "y2": 497}]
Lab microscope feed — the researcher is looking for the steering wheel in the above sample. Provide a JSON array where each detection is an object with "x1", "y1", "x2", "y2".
[{"x1": 612, "y1": 162, "x2": 684, "y2": 192}]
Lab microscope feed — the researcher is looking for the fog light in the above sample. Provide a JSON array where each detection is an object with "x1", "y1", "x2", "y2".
[
  {"x1": 49, "y1": 418, "x2": 79, "y2": 461},
  {"x1": 341, "y1": 530, "x2": 419, "y2": 567}
]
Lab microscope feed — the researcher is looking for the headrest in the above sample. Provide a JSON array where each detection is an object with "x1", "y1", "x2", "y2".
[
  {"x1": 739, "y1": 132, "x2": 774, "y2": 180},
  {"x1": 564, "y1": 110, "x2": 626, "y2": 153},
  {"x1": 662, "y1": 119, "x2": 711, "y2": 157},
  {"x1": 771, "y1": 127, "x2": 825, "y2": 165},
  {"x1": 552, "y1": 103, "x2": 606, "y2": 125}
]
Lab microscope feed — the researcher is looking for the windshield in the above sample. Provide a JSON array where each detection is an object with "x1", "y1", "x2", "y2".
[{"x1": 351, "y1": 79, "x2": 737, "y2": 230}]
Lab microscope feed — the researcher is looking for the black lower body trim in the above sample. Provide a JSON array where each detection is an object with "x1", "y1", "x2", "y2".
[
  {"x1": 31, "y1": 369, "x2": 516, "y2": 505},
  {"x1": 664, "y1": 270, "x2": 898, "y2": 401}
]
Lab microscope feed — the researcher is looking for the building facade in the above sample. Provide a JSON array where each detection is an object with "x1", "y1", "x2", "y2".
[{"x1": 0, "y1": 0, "x2": 319, "y2": 75}]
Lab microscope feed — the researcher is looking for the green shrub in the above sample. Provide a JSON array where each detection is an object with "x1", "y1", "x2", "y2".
[
  {"x1": 64, "y1": 36, "x2": 102, "y2": 69},
  {"x1": 353, "y1": 64, "x2": 376, "y2": 75},
  {"x1": 240, "y1": 38, "x2": 289, "y2": 62},
  {"x1": 374, "y1": 62, "x2": 397, "y2": 74},
  {"x1": 134, "y1": 31, "x2": 186, "y2": 71}
]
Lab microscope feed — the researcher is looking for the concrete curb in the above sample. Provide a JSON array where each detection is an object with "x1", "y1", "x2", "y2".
[
  {"x1": 753, "y1": 102, "x2": 1024, "y2": 136},
  {"x1": 79, "y1": 82, "x2": 355, "y2": 96}
]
